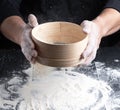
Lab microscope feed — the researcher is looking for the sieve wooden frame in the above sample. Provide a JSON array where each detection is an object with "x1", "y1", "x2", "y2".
[{"x1": 32, "y1": 22, "x2": 88, "y2": 67}]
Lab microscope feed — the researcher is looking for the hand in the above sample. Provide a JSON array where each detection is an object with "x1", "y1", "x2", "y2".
[
  {"x1": 20, "y1": 14, "x2": 38, "y2": 63},
  {"x1": 80, "y1": 20, "x2": 102, "y2": 65}
]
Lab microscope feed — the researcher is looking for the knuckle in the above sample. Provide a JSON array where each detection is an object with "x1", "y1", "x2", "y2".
[
  {"x1": 26, "y1": 53, "x2": 32, "y2": 62},
  {"x1": 33, "y1": 51, "x2": 38, "y2": 57}
]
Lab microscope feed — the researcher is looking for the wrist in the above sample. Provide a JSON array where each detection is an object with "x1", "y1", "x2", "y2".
[
  {"x1": 92, "y1": 16, "x2": 108, "y2": 38},
  {"x1": 93, "y1": 8, "x2": 120, "y2": 37}
]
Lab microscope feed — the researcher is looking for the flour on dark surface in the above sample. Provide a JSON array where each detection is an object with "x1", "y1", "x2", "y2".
[
  {"x1": 0, "y1": 48, "x2": 120, "y2": 110},
  {"x1": 0, "y1": 60, "x2": 120, "y2": 110}
]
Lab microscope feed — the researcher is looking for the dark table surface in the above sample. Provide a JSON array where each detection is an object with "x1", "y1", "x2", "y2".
[{"x1": 0, "y1": 47, "x2": 120, "y2": 110}]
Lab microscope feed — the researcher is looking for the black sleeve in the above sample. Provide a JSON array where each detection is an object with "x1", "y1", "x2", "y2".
[
  {"x1": 0, "y1": 0, "x2": 22, "y2": 24},
  {"x1": 105, "y1": 0, "x2": 120, "y2": 12}
]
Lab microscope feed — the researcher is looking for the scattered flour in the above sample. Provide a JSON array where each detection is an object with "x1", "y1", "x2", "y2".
[
  {"x1": 18, "y1": 63, "x2": 112, "y2": 110},
  {"x1": 114, "y1": 59, "x2": 120, "y2": 63},
  {"x1": 0, "y1": 62, "x2": 120, "y2": 110}
]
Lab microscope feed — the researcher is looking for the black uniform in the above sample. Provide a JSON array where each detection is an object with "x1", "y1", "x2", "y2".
[
  {"x1": 0, "y1": 0, "x2": 120, "y2": 48},
  {"x1": 0, "y1": 0, "x2": 120, "y2": 24}
]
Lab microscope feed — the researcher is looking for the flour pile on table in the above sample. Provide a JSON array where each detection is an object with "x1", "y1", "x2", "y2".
[
  {"x1": 0, "y1": 62, "x2": 120, "y2": 110},
  {"x1": 18, "y1": 63, "x2": 111, "y2": 110}
]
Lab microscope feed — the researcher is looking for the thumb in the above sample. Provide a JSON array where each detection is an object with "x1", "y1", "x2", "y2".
[
  {"x1": 28, "y1": 14, "x2": 38, "y2": 28},
  {"x1": 81, "y1": 20, "x2": 92, "y2": 34}
]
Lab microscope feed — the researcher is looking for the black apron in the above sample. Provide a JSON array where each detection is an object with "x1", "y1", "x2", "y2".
[{"x1": 20, "y1": 0, "x2": 107, "y2": 24}]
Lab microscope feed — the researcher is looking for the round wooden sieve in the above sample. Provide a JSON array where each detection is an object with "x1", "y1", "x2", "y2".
[{"x1": 32, "y1": 22, "x2": 88, "y2": 67}]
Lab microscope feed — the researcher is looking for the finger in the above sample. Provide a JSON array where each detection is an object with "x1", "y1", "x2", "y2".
[
  {"x1": 22, "y1": 32, "x2": 35, "y2": 49},
  {"x1": 83, "y1": 49, "x2": 97, "y2": 65},
  {"x1": 21, "y1": 47, "x2": 31, "y2": 62},
  {"x1": 23, "y1": 50, "x2": 37, "y2": 63},
  {"x1": 82, "y1": 41, "x2": 95, "y2": 58},
  {"x1": 82, "y1": 28, "x2": 98, "y2": 58},
  {"x1": 28, "y1": 14, "x2": 38, "y2": 27},
  {"x1": 81, "y1": 20, "x2": 92, "y2": 34},
  {"x1": 30, "y1": 50, "x2": 38, "y2": 63},
  {"x1": 31, "y1": 49, "x2": 38, "y2": 58},
  {"x1": 21, "y1": 44, "x2": 38, "y2": 62},
  {"x1": 31, "y1": 57, "x2": 37, "y2": 64},
  {"x1": 22, "y1": 50, "x2": 32, "y2": 62}
]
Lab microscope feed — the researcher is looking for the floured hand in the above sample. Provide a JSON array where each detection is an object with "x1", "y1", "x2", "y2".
[
  {"x1": 80, "y1": 20, "x2": 102, "y2": 65},
  {"x1": 20, "y1": 14, "x2": 38, "y2": 63}
]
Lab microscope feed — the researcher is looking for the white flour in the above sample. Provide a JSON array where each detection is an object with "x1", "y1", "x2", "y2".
[
  {"x1": 0, "y1": 62, "x2": 120, "y2": 110},
  {"x1": 18, "y1": 63, "x2": 111, "y2": 110}
]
